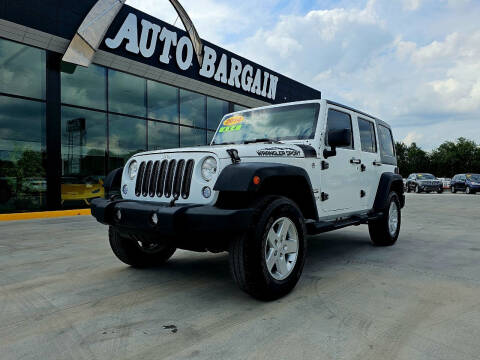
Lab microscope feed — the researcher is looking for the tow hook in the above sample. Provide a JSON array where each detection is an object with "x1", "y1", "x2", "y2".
[{"x1": 169, "y1": 194, "x2": 180, "y2": 207}]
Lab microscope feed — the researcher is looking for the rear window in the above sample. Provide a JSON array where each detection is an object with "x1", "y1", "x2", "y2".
[{"x1": 378, "y1": 124, "x2": 395, "y2": 157}]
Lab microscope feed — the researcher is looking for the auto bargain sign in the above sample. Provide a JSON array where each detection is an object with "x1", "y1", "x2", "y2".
[{"x1": 103, "y1": 7, "x2": 279, "y2": 101}]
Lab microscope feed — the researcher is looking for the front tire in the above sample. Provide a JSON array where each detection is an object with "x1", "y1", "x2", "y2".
[
  {"x1": 466, "y1": 186, "x2": 471, "y2": 194},
  {"x1": 229, "y1": 196, "x2": 307, "y2": 301},
  {"x1": 451, "y1": 186, "x2": 456, "y2": 193},
  {"x1": 109, "y1": 227, "x2": 176, "y2": 268},
  {"x1": 368, "y1": 192, "x2": 401, "y2": 247},
  {"x1": 415, "y1": 185, "x2": 421, "y2": 193}
]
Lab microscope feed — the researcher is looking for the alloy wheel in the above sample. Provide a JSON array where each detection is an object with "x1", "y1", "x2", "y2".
[
  {"x1": 264, "y1": 217, "x2": 299, "y2": 281},
  {"x1": 388, "y1": 201, "x2": 399, "y2": 237}
]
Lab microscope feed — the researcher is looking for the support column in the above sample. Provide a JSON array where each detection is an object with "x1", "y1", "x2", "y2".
[{"x1": 45, "y1": 51, "x2": 62, "y2": 210}]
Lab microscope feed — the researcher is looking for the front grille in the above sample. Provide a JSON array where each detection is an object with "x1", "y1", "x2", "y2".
[{"x1": 135, "y1": 159, "x2": 194, "y2": 199}]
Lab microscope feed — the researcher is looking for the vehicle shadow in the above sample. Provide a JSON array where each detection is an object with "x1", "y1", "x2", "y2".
[
  {"x1": 118, "y1": 228, "x2": 373, "y2": 286},
  {"x1": 306, "y1": 229, "x2": 373, "y2": 269}
]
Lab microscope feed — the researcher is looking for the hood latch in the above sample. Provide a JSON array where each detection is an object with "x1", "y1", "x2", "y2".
[{"x1": 227, "y1": 149, "x2": 241, "y2": 164}]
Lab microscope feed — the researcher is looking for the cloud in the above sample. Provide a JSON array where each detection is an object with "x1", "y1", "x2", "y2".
[
  {"x1": 127, "y1": 0, "x2": 480, "y2": 150},
  {"x1": 403, "y1": 0, "x2": 422, "y2": 11},
  {"x1": 224, "y1": 0, "x2": 480, "y2": 150},
  {"x1": 403, "y1": 131, "x2": 424, "y2": 145}
]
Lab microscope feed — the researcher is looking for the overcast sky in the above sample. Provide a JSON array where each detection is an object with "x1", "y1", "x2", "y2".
[{"x1": 128, "y1": 0, "x2": 480, "y2": 150}]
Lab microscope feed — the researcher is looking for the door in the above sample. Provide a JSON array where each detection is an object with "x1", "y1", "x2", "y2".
[
  {"x1": 458, "y1": 175, "x2": 467, "y2": 190},
  {"x1": 320, "y1": 107, "x2": 363, "y2": 214},
  {"x1": 356, "y1": 117, "x2": 381, "y2": 210}
]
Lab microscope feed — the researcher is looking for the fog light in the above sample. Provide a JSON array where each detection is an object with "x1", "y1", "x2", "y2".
[
  {"x1": 122, "y1": 184, "x2": 128, "y2": 195},
  {"x1": 115, "y1": 209, "x2": 122, "y2": 221},
  {"x1": 151, "y1": 213, "x2": 159, "y2": 225},
  {"x1": 202, "y1": 186, "x2": 212, "y2": 198}
]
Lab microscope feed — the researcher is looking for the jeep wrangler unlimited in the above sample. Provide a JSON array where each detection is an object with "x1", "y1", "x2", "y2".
[{"x1": 92, "y1": 99, "x2": 404, "y2": 300}]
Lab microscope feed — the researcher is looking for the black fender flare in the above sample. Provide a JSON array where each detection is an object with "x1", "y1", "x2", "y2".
[
  {"x1": 213, "y1": 162, "x2": 318, "y2": 220},
  {"x1": 373, "y1": 172, "x2": 405, "y2": 211},
  {"x1": 104, "y1": 167, "x2": 123, "y2": 197}
]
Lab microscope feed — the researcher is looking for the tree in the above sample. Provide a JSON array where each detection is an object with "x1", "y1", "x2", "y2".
[
  {"x1": 395, "y1": 142, "x2": 430, "y2": 177},
  {"x1": 395, "y1": 142, "x2": 408, "y2": 177},
  {"x1": 396, "y1": 138, "x2": 480, "y2": 178}
]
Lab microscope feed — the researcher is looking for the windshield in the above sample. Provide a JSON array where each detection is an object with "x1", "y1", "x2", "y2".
[
  {"x1": 467, "y1": 174, "x2": 480, "y2": 182},
  {"x1": 417, "y1": 174, "x2": 436, "y2": 180},
  {"x1": 212, "y1": 103, "x2": 320, "y2": 145}
]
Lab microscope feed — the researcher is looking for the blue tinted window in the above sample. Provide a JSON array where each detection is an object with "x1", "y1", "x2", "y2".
[{"x1": 0, "y1": 38, "x2": 45, "y2": 99}]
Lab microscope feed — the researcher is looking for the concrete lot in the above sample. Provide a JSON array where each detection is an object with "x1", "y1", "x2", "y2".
[{"x1": 1, "y1": 193, "x2": 479, "y2": 360}]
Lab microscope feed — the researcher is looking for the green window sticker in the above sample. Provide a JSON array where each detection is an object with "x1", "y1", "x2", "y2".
[{"x1": 219, "y1": 125, "x2": 243, "y2": 133}]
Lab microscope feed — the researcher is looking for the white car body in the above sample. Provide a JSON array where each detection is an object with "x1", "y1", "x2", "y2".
[{"x1": 121, "y1": 99, "x2": 397, "y2": 220}]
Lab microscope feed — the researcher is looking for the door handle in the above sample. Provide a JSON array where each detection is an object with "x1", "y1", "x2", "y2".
[
  {"x1": 373, "y1": 161, "x2": 382, "y2": 166},
  {"x1": 350, "y1": 158, "x2": 361, "y2": 165}
]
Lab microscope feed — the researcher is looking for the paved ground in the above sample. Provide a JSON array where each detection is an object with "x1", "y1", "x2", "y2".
[{"x1": 1, "y1": 193, "x2": 480, "y2": 360}]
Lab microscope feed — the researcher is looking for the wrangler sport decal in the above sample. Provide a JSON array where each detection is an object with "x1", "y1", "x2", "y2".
[{"x1": 257, "y1": 147, "x2": 301, "y2": 157}]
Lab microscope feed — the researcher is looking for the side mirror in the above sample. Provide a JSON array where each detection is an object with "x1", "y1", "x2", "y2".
[{"x1": 323, "y1": 128, "x2": 352, "y2": 158}]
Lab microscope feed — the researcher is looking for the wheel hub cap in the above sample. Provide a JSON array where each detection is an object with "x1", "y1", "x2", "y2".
[{"x1": 264, "y1": 217, "x2": 299, "y2": 281}]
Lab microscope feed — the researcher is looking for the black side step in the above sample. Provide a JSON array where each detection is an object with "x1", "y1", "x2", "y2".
[{"x1": 306, "y1": 212, "x2": 383, "y2": 235}]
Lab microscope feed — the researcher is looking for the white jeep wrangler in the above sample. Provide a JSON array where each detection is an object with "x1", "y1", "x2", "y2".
[{"x1": 92, "y1": 99, "x2": 405, "y2": 300}]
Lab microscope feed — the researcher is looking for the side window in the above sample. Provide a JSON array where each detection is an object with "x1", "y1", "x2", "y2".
[
  {"x1": 326, "y1": 109, "x2": 354, "y2": 149},
  {"x1": 358, "y1": 118, "x2": 377, "y2": 153},
  {"x1": 378, "y1": 124, "x2": 395, "y2": 157}
]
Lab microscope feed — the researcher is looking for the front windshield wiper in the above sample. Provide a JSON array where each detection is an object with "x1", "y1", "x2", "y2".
[
  {"x1": 212, "y1": 142, "x2": 236, "y2": 145},
  {"x1": 243, "y1": 138, "x2": 283, "y2": 144}
]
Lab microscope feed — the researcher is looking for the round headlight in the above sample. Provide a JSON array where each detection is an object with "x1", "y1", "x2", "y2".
[
  {"x1": 201, "y1": 157, "x2": 217, "y2": 182},
  {"x1": 128, "y1": 160, "x2": 138, "y2": 180}
]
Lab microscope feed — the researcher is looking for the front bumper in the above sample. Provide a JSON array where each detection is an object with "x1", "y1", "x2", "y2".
[
  {"x1": 91, "y1": 198, "x2": 254, "y2": 238},
  {"x1": 419, "y1": 184, "x2": 442, "y2": 191}
]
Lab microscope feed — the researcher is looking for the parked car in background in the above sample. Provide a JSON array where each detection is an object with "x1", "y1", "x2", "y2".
[
  {"x1": 61, "y1": 176, "x2": 105, "y2": 205},
  {"x1": 438, "y1": 177, "x2": 451, "y2": 189},
  {"x1": 406, "y1": 173, "x2": 443, "y2": 193},
  {"x1": 23, "y1": 177, "x2": 47, "y2": 194},
  {"x1": 451, "y1": 174, "x2": 480, "y2": 194}
]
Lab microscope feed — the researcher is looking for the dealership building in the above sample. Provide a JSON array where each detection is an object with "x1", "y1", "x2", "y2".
[{"x1": 0, "y1": 0, "x2": 321, "y2": 213}]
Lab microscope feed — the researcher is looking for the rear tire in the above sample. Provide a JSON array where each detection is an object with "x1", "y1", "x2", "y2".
[
  {"x1": 109, "y1": 227, "x2": 176, "y2": 268},
  {"x1": 368, "y1": 192, "x2": 401, "y2": 247},
  {"x1": 466, "y1": 186, "x2": 471, "y2": 194},
  {"x1": 229, "y1": 196, "x2": 307, "y2": 301}
]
